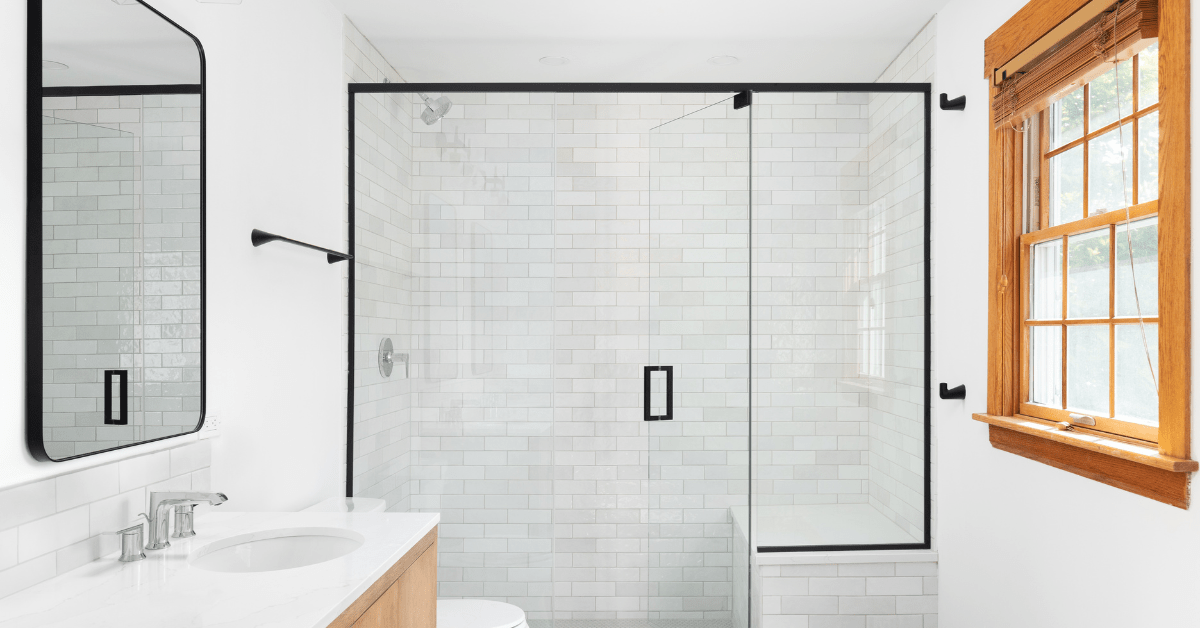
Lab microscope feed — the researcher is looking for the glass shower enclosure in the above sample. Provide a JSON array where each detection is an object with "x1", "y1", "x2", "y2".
[{"x1": 347, "y1": 85, "x2": 930, "y2": 628}]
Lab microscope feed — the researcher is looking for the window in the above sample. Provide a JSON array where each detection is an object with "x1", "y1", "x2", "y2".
[
  {"x1": 1022, "y1": 47, "x2": 1161, "y2": 443},
  {"x1": 980, "y1": 0, "x2": 1194, "y2": 508}
]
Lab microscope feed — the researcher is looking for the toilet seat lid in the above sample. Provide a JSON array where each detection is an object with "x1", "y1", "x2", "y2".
[{"x1": 437, "y1": 599, "x2": 526, "y2": 628}]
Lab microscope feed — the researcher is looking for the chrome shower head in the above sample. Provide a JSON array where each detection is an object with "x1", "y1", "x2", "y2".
[{"x1": 418, "y1": 92, "x2": 452, "y2": 125}]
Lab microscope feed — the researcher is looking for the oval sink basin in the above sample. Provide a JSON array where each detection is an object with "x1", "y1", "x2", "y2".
[{"x1": 189, "y1": 527, "x2": 365, "y2": 573}]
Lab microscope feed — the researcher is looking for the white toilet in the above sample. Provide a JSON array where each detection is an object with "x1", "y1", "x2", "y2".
[
  {"x1": 438, "y1": 599, "x2": 528, "y2": 628},
  {"x1": 304, "y1": 498, "x2": 529, "y2": 628}
]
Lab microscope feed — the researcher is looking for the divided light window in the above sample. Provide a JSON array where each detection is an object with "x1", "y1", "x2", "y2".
[{"x1": 1022, "y1": 43, "x2": 1161, "y2": 442}]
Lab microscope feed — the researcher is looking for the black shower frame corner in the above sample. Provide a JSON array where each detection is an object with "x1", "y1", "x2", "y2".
[
  {"x1": 26, "y1": 0, "x2": 207, "y2": 462},
  {"x1": 345, "y1": 82, "x2": 933, "y2": 554}
]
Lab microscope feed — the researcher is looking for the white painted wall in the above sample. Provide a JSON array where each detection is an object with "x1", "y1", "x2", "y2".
[
  {"x1": 0, "y1": 0, "x2": 349, "y2": 512},
  {"x1": 933, "y1": 1, "x2": 1200, "y2": 626}
]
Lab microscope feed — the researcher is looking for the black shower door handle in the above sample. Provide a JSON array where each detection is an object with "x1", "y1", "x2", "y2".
[{"x1": 644, "y1": 365, "x2": 673, "y2": 421}]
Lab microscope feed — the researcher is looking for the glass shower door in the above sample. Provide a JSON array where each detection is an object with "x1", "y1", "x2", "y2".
[{"x1": 646, "y1": 94, "x2": 750, "y2": 628}]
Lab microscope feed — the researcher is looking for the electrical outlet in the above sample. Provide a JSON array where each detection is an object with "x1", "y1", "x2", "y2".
[{"x1": 198, "y1": 414, "x2": 220, "y2": 439}]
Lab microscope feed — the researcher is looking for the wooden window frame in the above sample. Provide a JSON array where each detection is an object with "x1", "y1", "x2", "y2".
[{"x1": 977, "y1": 0, "x2": 1196, "y2": 508}]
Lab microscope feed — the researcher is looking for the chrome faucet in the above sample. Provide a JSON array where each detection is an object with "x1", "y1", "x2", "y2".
[{"x1": 146, "y1": 492, "x2": 228, "y2": 550}]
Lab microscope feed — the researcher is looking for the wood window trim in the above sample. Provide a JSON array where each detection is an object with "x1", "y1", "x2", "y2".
[{"x1": 980, "y1": 0, "x2": 1193, "y2": 507}]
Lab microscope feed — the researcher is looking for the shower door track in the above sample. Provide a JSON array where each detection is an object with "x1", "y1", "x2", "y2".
[{"x1": 345, "y1": 82, "x2": 934, "y2": 555}]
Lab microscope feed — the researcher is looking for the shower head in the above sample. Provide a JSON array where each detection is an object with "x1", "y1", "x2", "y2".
[{"x1": 418, "y1": 92, "x2": 452, "y2": 125}]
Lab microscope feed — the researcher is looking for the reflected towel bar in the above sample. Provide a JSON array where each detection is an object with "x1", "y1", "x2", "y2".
[{"x1": 251, "y1": 229, "x2": 352, "y2": 264}]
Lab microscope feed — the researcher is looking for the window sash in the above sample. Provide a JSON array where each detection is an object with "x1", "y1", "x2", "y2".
[{"x1": 1021, "y1": 207, "x2": 1159, "y2": 442}]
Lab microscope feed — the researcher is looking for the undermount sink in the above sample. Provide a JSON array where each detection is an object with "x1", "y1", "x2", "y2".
[{"x1": 189, "y1": 527, "x2": 365, "y2": 573}]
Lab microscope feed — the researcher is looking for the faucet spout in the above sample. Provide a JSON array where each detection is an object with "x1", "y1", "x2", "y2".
[{"x1": 146, "y1": 492, "x2": 228, "y2": 550}]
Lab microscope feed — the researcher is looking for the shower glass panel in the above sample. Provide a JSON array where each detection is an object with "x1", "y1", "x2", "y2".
[
  {"x1": 350, "y1": 91, "x2": 556, "y2": 619},
  {"x1": 749, "y1": 91, "x2": 928, "y2": 550},
  {"x1": 350, "y1": 85, "x2": 929, "y2": 628},
  {"x1": 647, "y1": 95, "x2": 748, "y2": 628}
]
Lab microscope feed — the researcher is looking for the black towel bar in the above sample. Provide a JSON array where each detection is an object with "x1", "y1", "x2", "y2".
[{"x1": 251, "y1": 229, "x2": 352, "y2": 264}]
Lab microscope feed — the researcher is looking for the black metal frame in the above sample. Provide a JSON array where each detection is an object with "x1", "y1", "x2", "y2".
[
  {"x1": 345, "y1": 82, "x2": 932, "y2": 554},
  {"x1": 26, "y1": 0, "x2": 206, "y2": 461}
]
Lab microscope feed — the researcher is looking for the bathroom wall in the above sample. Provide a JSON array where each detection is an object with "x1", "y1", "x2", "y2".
[
  {"x1": 932, "y1": 0, "x2": 1200, "y2": 626},
  {"x1": 0, "y1": 438, "x2": 212, "y2": 599},
  {"x1": 865, "y1": 19, "x2": 935, "y2": 542},
  {"x1": 345, "y1": 17, "x2": 415, "y2": 514}
]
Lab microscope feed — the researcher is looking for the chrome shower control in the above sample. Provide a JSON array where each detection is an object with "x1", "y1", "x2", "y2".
[{"x1": 378, "y1": 338, "x2": 408, "y2": 378}]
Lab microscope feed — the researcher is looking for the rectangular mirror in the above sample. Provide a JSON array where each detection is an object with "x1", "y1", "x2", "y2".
[{"x1": 28, "y1": 0, "x2": 205, "y2": 461}]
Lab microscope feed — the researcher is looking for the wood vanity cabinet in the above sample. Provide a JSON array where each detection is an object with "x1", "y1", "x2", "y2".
[{"x1": 330, "y1": 528, "x2": 438, "y2": 628}]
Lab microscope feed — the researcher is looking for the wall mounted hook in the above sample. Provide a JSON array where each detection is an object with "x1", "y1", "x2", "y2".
[
  {"x1": 940, "y1": 93, "x2": 966, "y2": 111},
  {"x1": 939, "y1": 383, "x2": 966, "y2": 400}
]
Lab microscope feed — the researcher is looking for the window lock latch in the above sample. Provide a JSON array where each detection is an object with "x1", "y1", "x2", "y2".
[{"x1": 1058, "y1": 413, "x2": 1097, "y2": 430}]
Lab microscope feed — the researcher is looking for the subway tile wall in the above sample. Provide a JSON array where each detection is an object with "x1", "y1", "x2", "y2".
[
  {"x1": 750, "y1": 92, "x2": 874, "y2": 510},
  {"x1": 757, "y1": 561, "x2": 938, "y2": 628},
  {"x1": 40, "y1": 95, "x2": 202, "y2": 459},
  {"x1": 409, "y1": 92, "x2": 557, "y2": 617},
  {"x1": 0, "y1": 439, "x2": 212, "y2": 600}
]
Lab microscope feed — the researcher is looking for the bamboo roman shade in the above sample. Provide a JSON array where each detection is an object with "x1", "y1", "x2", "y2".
[{"x1": 991, "y1": 0, "x2": 1158, "y2": 128}]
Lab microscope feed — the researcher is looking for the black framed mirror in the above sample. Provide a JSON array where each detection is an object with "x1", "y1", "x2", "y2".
[{"x1": 27, "y1": 0, "x2": 205, "y2": 461}]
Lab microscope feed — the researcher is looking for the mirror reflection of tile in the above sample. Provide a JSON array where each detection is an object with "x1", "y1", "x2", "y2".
[{"x1": 41, "y1": 94, "x2": 201, "y2": 458}]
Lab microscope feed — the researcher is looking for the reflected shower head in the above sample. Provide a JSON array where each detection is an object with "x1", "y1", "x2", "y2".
[{"x1": 418, "y1": 92, "x2": 452, "y2": 125}]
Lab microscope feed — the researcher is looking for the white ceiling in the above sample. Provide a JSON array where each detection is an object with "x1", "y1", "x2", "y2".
[
  {"x1": 337, "y1": 0, "x2": 947, "y2": 83},
  {"x1": 43, "y1": 0, "x2": 200, "y2": 87}
]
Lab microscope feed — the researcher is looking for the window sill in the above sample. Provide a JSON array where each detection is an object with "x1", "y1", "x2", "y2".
[{"x1": 973, "y1": 413, "x2": 1197, "y2": 508}]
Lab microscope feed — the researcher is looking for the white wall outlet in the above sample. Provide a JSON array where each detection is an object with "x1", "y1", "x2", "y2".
[{"x1": 198, "y1": 414, "x2": 220, "y2": 439}]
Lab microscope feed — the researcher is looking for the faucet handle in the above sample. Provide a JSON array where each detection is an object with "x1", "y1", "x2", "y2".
[
  {"x1": 102, "y1": 522, "x2": 147, "y2": 563},
  {"x1": 172, "y1": 503, "x2": 198, "y2": 538}
]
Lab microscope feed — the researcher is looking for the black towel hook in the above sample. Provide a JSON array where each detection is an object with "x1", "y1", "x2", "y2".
[
  {"x1": 940, "y1": 93, "x2": 966, "y2": 111},
  {"x1": 939, "y1": 383, "x2": 966, "y2": 400}
]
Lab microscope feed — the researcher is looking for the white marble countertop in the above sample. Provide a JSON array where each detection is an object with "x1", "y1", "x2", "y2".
[{"x1": 0, "y1": 511, "x2": 439, "y2": 628}]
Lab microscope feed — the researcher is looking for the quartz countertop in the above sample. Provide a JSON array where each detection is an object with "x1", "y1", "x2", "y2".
[{"x1": 0, "y1": 511, "x2": 439, "y2": 628}]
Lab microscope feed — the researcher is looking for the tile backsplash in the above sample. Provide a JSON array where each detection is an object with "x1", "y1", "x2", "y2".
[{"x1": 0, "y1": 438, "x2": 211, "y2": 600}]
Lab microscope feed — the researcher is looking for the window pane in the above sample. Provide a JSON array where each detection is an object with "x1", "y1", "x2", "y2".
[
  {"x1": 1116, "y1": 323, "x2": 1159, "y2": 425},
  {"x1": 1067, "y1": 325, "x2": 1110, "y2": 416},
  {"x1": 1067, "y1": 229, "x2": 1110, "y2": 319},
  {"x1": 1139, "y1": 110, "x2": 1159, "y2": 203},
  {"x1": 1139, "y1": 42, "x2": 1159, "y2": 109},
  {"x1": 1089, "y1": 59, "x2": 1134, "y2": 130},
  {"x1": 1031, "y1": 325, "x2": 1062, "y2": 407},
  {"x1": 1049, "y1": 145, "x2": 1083, "y2": 225},
  {"x1": 1049, "y1": 88, "x2": 1084, "y2": 150},
  {"x1": 1030, "y1": 239, "x2": 1063, "y2": 319},
  {"x1": 1088, "y1": 124, "x2": 1134, "y2": 215},
  {"x1": 1115, "y1": 217, "x2": 1158, "y2": 317}
]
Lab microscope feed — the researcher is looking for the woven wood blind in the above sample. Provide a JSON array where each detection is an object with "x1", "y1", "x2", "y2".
[{"x1": 992, "y1": 0, "x2": 1158, "y2": 129}]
